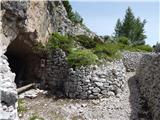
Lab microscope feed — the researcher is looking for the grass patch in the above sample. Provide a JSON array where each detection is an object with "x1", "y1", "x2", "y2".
[
  {"x1": 17, "y1": 99, "x2": 27, "y2": 116},
  {"x1": 29, "y1": 113, "x2": 44, "y2": 120}
]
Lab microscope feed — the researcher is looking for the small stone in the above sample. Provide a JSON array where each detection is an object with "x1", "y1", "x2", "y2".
[
  {"x1": 108, "y1": 91, "x2": 115, "y2": 96},
  {"x1": 101, "y1": 90, "x2": 108, "y2": 95},
  {"x1": 84, "y1": 79, "x2": 90, "y2": 83},
  {"x1": 95, "y1": 82, "x2": 103, "y2": 87},
  {"x1": 91, "y1": 77, "x2": 99, "y2": 82},
  {"x1": 81, "y1": 104, "x2": 87, "y2": 107},
  {"x1": 92, "y1": 100, "x2": 100, "y2": 105},
  {"x1": 88, "y1": 94, "x2": 96, "y2": 99},
  {"x1": 19, "y1": 113, "x2": 23, "y2": 117},
  {"x1": 92, "y1": 87, "x2": 101, "y2": 93},
  {"x1": 89, "y1": 87, "x2": 94, "y2": 90},
  {"x1": 103, "y1": 83, "x2": 109, "y2": 88},
  {"x1": 99, "y1": 78, "x2": 106, "y2": 82},
  {"x1": 2, "y1": 105, "x2": 7, "y2": 111},
  {"x1": 87, "y1": 90, "x2": 92, "y2": 94}
]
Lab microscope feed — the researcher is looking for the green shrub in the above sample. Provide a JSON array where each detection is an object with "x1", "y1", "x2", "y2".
[
  {"x1": 117, "y1": 36, "x2": 129, "y2": 45},
  {"x1": 123, "y1": 46, "x2": 141, "y2": 52},
  {"x1": 67, "y1": 49, "x2": 98, "y2": 68},
  {"x1": 46, "y1": 32, "x2": 74, "y2": 53},
  {"x1": 94, "y1": 43, "x2": 121, "y2": 60},
  {"x1": 76, "y1": 35, "x2": 97, "y2": 48},
  {"x1": 133, "y1": 45, "x2": 153, "y2": 52}
]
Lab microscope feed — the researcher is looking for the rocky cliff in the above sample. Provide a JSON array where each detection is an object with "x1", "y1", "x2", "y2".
[{"x1": 1, "y1": 1, "x2": 95, "y2": 48}]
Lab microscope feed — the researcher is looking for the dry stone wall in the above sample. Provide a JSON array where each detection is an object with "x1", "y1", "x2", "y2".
[
  {"x1": 136, "y1": 53, "x2": 160, "y2": 120},
  {"x1": 122, "y1": 52, "x2": 144, "y2": 72},
  {"x1": 44, "y1": 50, "x2": 126, "y2": 99},
  {"x1": 45, "y1": 50, "x2": 69, "y2": 94},
  {"x1": 64, "y1": 61, "x2": 126, "y2": 99}
]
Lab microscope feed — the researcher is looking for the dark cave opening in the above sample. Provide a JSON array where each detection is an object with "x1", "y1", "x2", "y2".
[
  {"x1": 5, "y1": 54, "x2": 27, "y2": 87},
  {"x1": 4, "y1": 37, "x2": 38, "y2": 88}
]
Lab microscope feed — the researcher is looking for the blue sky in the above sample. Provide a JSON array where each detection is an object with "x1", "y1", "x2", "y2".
[{"x1": 70, "y1": 1, "x2": 159, "y2": 46}]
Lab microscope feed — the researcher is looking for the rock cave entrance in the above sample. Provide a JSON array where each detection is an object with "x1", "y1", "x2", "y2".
[{"x1": 5, "y1": 36, "x2": 38, "y2": 88}]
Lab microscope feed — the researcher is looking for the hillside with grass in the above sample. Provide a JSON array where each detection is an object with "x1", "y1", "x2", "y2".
[{"x1": 34, "y1": 4, "x2": 153, "y2": 68}]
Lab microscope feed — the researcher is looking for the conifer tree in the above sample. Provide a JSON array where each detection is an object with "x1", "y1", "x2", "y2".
[{"x1": 115, "y1": 7, "x2": 146, "y2": 45}]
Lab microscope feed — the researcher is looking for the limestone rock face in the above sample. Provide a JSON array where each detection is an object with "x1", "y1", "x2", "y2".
[
  {"x1": 0, "y1": 54, "x2": 18, "y2": 120},
  {"x1": 136, "y1": 53, "x2": 160, "y2": 120},
  {"x1": 1, "y1": 1, "x2": 95, "y2": 47}
]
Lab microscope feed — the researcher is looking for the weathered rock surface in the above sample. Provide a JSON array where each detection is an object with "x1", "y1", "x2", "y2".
[
  {"x1": 19, "y1": 89, "x2": 47, "y2": 99},
  {"x1": 0, "y1": 54, "x2": 18, "y2": 120},
  {"x1": 136, "y1": 53, "x2": 160, "y2": 120},
  {"x1": 1, "y1": 0, "x2": 96, "y2": 47}
]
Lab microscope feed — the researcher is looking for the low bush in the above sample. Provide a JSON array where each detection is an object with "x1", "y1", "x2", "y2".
[
  {"x1": 46, "y1": 32, "x2": 74, "y2": 53},
  {"x1": 133, "y1": 45, "x2": 153, "y2": 52},
  {"x1": 117, "y1": 36, "x2": 129, "y2": 45},
  {"x1": 94, "y1": 43, "x2": 121, "y2": 60},
  {"x1": 66, "y1": 49, "x2": 98, "y2": 68},
  {"x1": 76, "y1": 35, "x2": 97, "y2": 48}
]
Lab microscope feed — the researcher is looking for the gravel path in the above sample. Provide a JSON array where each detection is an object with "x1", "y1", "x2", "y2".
[{"x1": 20, "y1": 72, "x2": 146, "y2": 120}]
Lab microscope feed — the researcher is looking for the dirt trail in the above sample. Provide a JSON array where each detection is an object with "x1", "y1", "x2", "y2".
[{"x1": 21, "y1": 72, "x2": 148, "y2": 120}]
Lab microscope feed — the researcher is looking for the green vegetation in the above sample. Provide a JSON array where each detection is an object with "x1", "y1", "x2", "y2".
[
  {"x1": 67, "y1": 49, "x2": 98, "y2": 68},
  {"x1": 29, "y1": 113, "x2": 44, "y2": 120},
  {"x1": 62, "y1": 1, "x2": 83, "y2": 24},
  {"x1": 33, "y1": 29, "x2": 152, "y2": 68},
  {"x1": 133, "y1": 45, "x2": 153, "y2": 52},
  {"x1": 94, "y1": 43, "x2": 122, "y2": 60},
  {"x1": 46, "y1": 33, "x2": 74, "y2": 53},
  {"x1": 76, "y1": 35, "x2": 97, "y2": 48},
  {"x1": 18, "y1": 99, "x2": 27, "y2": 116},
  {"x1": 117, "y1": 36, "x2": 129, "y2": 45},
  {"x1": 115, "y1": 7, "x2": 146, "y2": 45}
]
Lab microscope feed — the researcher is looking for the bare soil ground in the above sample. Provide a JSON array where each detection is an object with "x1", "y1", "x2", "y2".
[{"x1": 20, "y1": 72, "x2": 150, "y2": 120}]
